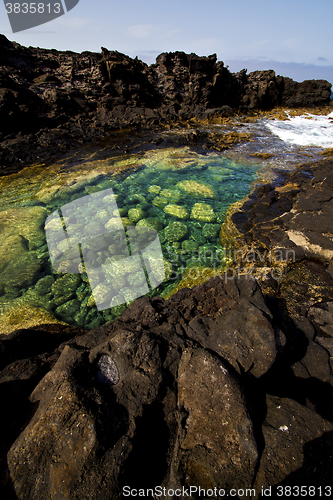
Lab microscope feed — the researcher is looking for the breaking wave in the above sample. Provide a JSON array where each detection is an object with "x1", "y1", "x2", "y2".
[{"x1": 265, "y1": 112, "x2": 333, "y2": 147}]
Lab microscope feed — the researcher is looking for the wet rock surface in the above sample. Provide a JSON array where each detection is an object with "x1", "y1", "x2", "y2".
[
  {"x1": 0, "y1": 34, "x2": 331, "y2": 175},
  {"x1": 1, "y1": 266, "x2": 333, "y2": 498}
]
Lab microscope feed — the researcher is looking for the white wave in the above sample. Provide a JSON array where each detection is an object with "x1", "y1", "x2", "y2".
[{"x1": 264, "y1": 112, "x2": 333, "y2": 147}]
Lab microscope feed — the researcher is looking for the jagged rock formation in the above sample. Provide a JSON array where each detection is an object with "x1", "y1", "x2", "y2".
[{"x1": 0, "y1": 34, "x2": 331, "y2": 174}]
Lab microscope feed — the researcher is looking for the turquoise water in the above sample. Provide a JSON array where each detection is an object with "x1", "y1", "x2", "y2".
[{"x1": 0, "y1": 148, "x2": 258, "y2": 331}]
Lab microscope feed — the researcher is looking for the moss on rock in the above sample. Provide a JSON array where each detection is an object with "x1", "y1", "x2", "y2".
[
  {"x1": 164, "y1": 204, "x2": 189, "y2": 220},
  {"x1": 176, "y1": 180, "x2": 215, "y2": 199},
  {"x1": 191, "y1": 203, "x2": 216, "y2": 223},
  {"x1": 164, "y1": 221, "x2": 188, "y2": 242}
]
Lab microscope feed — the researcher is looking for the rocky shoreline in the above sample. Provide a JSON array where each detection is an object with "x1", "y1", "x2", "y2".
[
  {"x1": 1, "y1": 36, "x2": 333, "y2": 499},
  {"x1": 1, "y1": 34, "x2": 332, "y2": 175},
  {"x1": 1, "y1": 159, "x2": 333, "y2": 498}
]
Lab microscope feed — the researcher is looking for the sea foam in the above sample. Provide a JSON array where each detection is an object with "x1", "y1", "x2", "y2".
[{"x1": 265, "y1": 112, "x2": 333, "y2": 148}]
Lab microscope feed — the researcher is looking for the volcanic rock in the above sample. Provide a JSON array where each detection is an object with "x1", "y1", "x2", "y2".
[{"x1": 0, "y1": 34, "x2": 331, "y2": 175}]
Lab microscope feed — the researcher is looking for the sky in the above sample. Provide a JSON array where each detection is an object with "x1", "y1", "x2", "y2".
[{"x1": 1, "y1": 0, "x2": 333, "y2": 85}]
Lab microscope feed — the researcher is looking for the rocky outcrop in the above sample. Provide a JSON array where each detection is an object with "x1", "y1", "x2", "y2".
[
  {"x1": 0, "y1": 34, "x2": 331, "y2": 174},
  {"x1": 1, "y1": 265, "x2": 333, "y2": 498}
]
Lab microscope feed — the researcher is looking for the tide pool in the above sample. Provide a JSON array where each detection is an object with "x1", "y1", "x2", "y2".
[{"x1": 0, "y1": 147, "x2": 258, "y2": 332}]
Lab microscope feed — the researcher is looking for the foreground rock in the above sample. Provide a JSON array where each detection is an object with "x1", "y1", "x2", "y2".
[
  {"x1": 228, "y1": 158, "x2": 333, "y2": 338},
  {"x1": 0, "y1": 34, "x2": 331, "y2": 174},
  {"x1": 1, "y1": 267, "x2": 333, "y2": 498},
  {"x1": 220, "y1": 158, "x2": 333, "y2": 492}
]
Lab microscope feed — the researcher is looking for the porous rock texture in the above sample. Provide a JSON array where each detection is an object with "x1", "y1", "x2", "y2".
[
  {"x1": 0, "y1": 34, "x2": 331, "y2": 174},
  {"x1": 1, "y1": 276, "x2": 267, "y2": 499},
  {"x1": 223, "y1": 159, "x2": 333, "y2": 491},
  {"x1": 1, "y1": 268, "x2": 333, "y2": 498}
]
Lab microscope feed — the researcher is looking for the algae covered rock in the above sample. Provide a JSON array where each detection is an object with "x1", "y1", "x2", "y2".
[
  {"x1": 148, "y1": 185, "x2": 161, "y2": 195},
  {"x1": 152, "y1": 196, "x2": 169, "y2": 208},
  {"x1": 128, "y1": 207, "x2": 145, "y2": 222},
  {"x1": 0, "y1": 206, "x2": 48, "y2": 250},
  {"x1": 55, "y1": 298, "x2": 81, "y2": 322},
  {"x1": 202, "y1": 223, "x2": 221, "y2": 239},
  {"x1": 191, "y1": 203, "x2": 216, "y2": 222},
  {"x1": 0, "y1": 206, "x2": 49, "y2": 293},
  {"x1": 127, "y1": 193, "x2": 146, "y2": 204},
  {"x1": 34, "y1": 275, "x2": 55, "y2": 295},
  {"x1": 0, "y1": 250, "x2": 43, "y2": 292},
  {"x1": 51, "y1": 274, "x2": 82, "y2": 307},
  {"x1": 159, "y1": 188, "x2": 183, "y2": 202},
  {"x1": 164, "y1": 221, "x2": 188, "y2": 242},
  {"x1": 136, "y1": 218, "x2": 164, "y2": 232},
  {"x1": 0, "y1": 303, "x2": 66, "y2": 335},
  {"x1": 120, "y1": 217, "x2": 132, "y2": 227},
  {"x1": 163, "y1": 204, "x2": 189, "y2": 220},
  {"x1": 176, "y1": 180, "x2": 215, "y2": 199},
  {"x1": 105, "y1": 217, "x2": 124, "y2": 231},
  {"x1": 181, "y1": 239, "x2": 199, "y2": 252}
]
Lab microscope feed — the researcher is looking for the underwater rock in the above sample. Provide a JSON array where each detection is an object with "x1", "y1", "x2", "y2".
[
  {"x1": 159, "y1": 188, "x2": 183, "y2": 202},
  {"x1": 55, "y1": 298, "x2": 81, "y2": 322},
  {"x1": 0, "y1": 250, "x2": 43, "y2": 293},
  {"x1": 164, "y1": 221, "x2": 188, "y2": 242},
  {"x1": 127, "y1": 193, "x2": 146, "y2": 204},
  {"x1": 34, "y1": 275, "x2": 55, "y2": 296},
  {"x1": 176, "y1": 180, "x2": 215, "y2": 199},
  {"x1": 51, "y1": 274, "x2": 82, "y2": 307},
  {"x1": 0, "y1": 302, "x2": 66, "y2": 335},
  {"x1": 152, "y1": 195, "x2": 169, "y2": 208},
  {"x1": 202, "y1": 223, "x2": 221, "y2": 239},
  {"x1": 136, "y1": 217, "x2": 164, "y2": 232},
  {"x1": 163, "y1": 204, "x2": 189, "y2": 219},
  {"x1": 0, "y1": 206, "x2": 47, "y2": 251},
  {"x1": 105, "y1": 217, "x2": 123, "y2": 231},
  {"x1": 148, "y1": 185, "x2": 161, "y2": 194},
  {"x1": 191, "y1": 202, "x2": 216, "y2": 222},
  {"x1": 181, "y1": 239, "x2": 199, "y2": 252},
  {"x1": 127, "y1": 207, "x2": 145, "y2": 223},
  {"x1": 0, "y1": 206, "x2": 48, "y2": 292},
  {"x1": 120, "y1": 217, "x2": 131, "y2": 227}
]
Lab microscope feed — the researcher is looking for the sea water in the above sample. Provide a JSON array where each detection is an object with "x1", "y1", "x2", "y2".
[{"x1": 264, "y1": 112, "x2": 333, "y2": 147}]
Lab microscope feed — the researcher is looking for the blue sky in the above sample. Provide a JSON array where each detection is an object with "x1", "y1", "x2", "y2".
[{"x1": 1, "y1": 0, "x2": 333, "y2": 84}]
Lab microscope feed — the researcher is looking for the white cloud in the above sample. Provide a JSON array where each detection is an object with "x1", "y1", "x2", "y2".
[{"x1": 127, "y1": 24, "x2": 153, "y2": 38}]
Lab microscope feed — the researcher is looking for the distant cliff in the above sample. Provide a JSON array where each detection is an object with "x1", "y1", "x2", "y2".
[{"x1": 0, "y1": 34, "x2": 332, "y2": 173}]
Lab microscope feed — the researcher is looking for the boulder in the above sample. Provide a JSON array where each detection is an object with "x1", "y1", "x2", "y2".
[
  {"x1": 1, "y1": 272, "x2": 333, "y2": 496},
  {"x1": 164, "y1": 221, "x2": 188, "y2": 242}
]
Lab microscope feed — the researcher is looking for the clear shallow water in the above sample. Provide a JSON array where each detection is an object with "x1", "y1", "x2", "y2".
[
  {"x1": 1, "y1": 109, "x2": 333, "y2": 333},
  {"x1": 0, "y1": 147, "x2": 258, "y2": 331}
]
